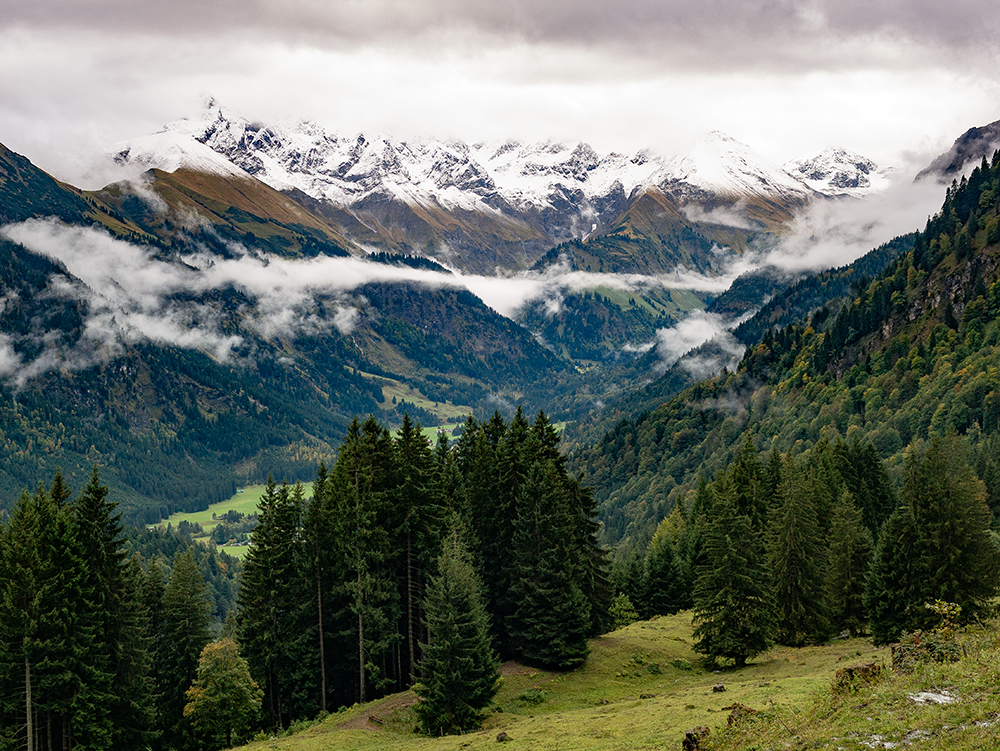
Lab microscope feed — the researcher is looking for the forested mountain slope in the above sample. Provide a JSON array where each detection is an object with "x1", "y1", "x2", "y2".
[
  {"x1": 573, "y1": 153, "x2": 1000, "y2": 548},
  {"x1": 0, "y1": 144, "x2": 574, "y2": 522}
]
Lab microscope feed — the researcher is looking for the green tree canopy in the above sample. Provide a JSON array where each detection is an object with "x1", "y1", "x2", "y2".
[
  {"x1": 184, "y1": 638, "x2": 263, "y2": 750},
  {"x1": 692, "y1": 477, "x2": 774, "y2": 668},
  {"x1": 866, "y1": 436, "x2": 999, "y2": 644},
  {"x1": 414, "y1": 525, "x2": 499, "y2": 735}
]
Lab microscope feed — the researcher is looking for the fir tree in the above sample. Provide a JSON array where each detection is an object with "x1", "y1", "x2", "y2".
[
  {"x1": 866, "y1": 437, "x2": 999, "y2": 644},
  {"x1": 236, "y1": 478, "x2": 308, "y2": 727},
  {"x1": 392, "y1": 414, "x2": 440, "y2": 686},
  {"x1": 729, "y1": 435, "x2": 766, "y2": 530},
  {"x1": 299, "y1": 464, "x2": 343, "y2": 713},
  {"x1": 414, "y1": 526, "x2": 499, "y2": 735},
  {"x1": 767, "y1": 464, "x2": 831, "y2": 646},
  {"x1": 508, "y1": 460, "x2": 591, "y2": 668},
  {"x1": 865, "y1": 506, "x2": 919, "y2": 646},
  {"x1": 75, "y1": 467, "x2": 153, "y2": 750},
  {"x1": 833, "y1": 440, "x2": 897, "y2": 540},
  {"x1": 641, "y1": 524, "x2": 688, "y2": 617},
  {"x1": 333, "y1": 418, "x2": 400, "y2": 703},
  {"x1": 157, "y1": 550, "x2": 212, "y2": 751},
  {"x1": 826, "y1": 491, "x2": 873, "y2": 637},
  {"x1": 692, "y1": 478, "x2": 774, "y2": 668}
]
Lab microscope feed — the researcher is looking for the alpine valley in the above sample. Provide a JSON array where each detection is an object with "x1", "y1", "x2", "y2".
[
  {"x1": 0, "y1": 100, "x2": 988, "y2": 531},
  {"x1": 6, "y1": 91, "x2": 1000, "y2": 751}
]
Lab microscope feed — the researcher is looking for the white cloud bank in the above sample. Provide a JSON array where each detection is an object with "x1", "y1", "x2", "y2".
[{"x1": 0, "y1": 218, "x2": 736, "y2": 383}]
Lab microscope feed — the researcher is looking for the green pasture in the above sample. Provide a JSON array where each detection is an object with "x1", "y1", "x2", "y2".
[
  {"x1": 235, "y1": 611, "x2": 892, "y2": 751},
  {"x1": 159, "y1": 482, "x2": 313, "y2": 558}
]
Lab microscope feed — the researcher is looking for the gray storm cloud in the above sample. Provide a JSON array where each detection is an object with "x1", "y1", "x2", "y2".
[
  {"x1": 8, "y1": 1, "x2": 999, "y2": 61},
  {"x1": 4, "y1": 0, "x2": 997, "y2": 190}
]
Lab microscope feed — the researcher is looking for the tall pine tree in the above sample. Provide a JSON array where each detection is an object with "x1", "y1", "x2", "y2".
[
  {"x1": 692, "y1": 477, "x2": 774, "y2": 668},
  {"x1": 767, "y1": 463, "x2": 831, "y2": 646},
  {"x1": 414, "y1": 525, "x2": 499, "y2": 735},
  {"x1": 508, "y1": 460, "x2": 591, "y2": 668}
]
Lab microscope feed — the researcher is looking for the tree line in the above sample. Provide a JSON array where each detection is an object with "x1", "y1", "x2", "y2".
[
  {"x1": 0, "y1": 468, "x2": 227, "y2": 750},
  {"x1": 0, "y1": 408, "x2": 609, "y2": 747},
  {"x1": 613, "y1": 434, "x2": 999, "y2": 667},
  {"x1": 236, "y1": 409, "x2": 610, "y2": 729}
]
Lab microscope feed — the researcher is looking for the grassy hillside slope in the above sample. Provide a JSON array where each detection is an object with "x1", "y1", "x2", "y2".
[
  {"x1": 232, "y1": 612, "x2": 886, "y2": 751},
  {"x1": 230, "y1": 613, "x2": 1000, "y2": 751}
]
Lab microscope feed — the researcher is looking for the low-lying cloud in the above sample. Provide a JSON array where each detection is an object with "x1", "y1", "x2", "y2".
[
  {"x1": 0, "y1": 155, "x2": 957, "y2": 387},
  {"x1": 762, "y1": 163, "x2": 946, "y2": 273},
  {"x1": 0, "y1": 218, "x2": 737, "y2": 385},
  {"x1": 653, "y1": 310, "x2": 751, "y2": 377}
]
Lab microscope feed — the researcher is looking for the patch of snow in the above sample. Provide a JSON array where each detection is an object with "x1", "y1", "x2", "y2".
[
  {"x1": 908, "y1": 690, "x2": 956, "y2": 705},
  {"x1": 108, "y1": 130, "x2": 253, "y2": 179}
]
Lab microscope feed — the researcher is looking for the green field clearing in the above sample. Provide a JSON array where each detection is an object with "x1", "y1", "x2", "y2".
[
  {"x1": 351, "y1": 368, "x2": 473, "y2": 425},
  {"x1": 159, "y1": 483, "x2": 314, "y2": 558},
  {"x1": 235, "y1": 611, "x2": 893, "y2": 751}
]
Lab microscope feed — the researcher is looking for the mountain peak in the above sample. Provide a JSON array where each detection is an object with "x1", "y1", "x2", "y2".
[
  {"x1": 109, "y1": 129, "x2": 252, "y2": 179},
  {"x1": 916, "y1": 119, "x2": 1000, "y2": 183},
  {"x1": 664, "y1": 131, "x2": 814, "y2": 201},
  {"x1": 785, "y1": 147, "x2": 889, "y2": 197}
]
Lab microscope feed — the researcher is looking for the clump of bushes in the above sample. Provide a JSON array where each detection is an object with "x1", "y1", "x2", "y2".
[{"x1": 891, "y1": 600, "x2": 963, "y2": 673}]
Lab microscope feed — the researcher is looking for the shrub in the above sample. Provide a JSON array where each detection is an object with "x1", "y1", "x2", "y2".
[{"x1": 891, "y1": 600, "x2": 963, "y2": 672}]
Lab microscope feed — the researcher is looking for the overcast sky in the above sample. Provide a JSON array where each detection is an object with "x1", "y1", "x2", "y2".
[{"x1": 2, "y1": 0, "x2": 1000, "y2": 185}]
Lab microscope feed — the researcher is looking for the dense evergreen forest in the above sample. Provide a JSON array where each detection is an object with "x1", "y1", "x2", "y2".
[
  {"x1": 0, "y1": 408, "x2": 609, "y2": 747},
  {"x1": 236, "y1": 410, "x2": 608, "y2": 730},
  {"x1": 574, "y1": 152, "x2": 1000, "y2": 550},
  {"x1": 612, "y1": 433, "x2": 998, "y2": 668}
]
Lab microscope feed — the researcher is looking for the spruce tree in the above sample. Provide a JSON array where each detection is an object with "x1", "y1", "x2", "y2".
[
  {"x1": 484, "y1": 409, "x2": 528, "y2": 656},
  {"x1": 75, "y1": 467, "x2": 153, "y2": 750},
  {"x1": 392, "y1": 414, "x2": 440, "y2": 686},
  {"x1": 414, "y1": 526, "x2": 499, "y2": 735},
  {"x1": 833, "y1": 439, "x2": 897, "y2": 540},
  {"x1": 237, "y1": 478, "x2": 309, "y2": 728},
  {"x1": 729, "y1": 435, "x2": 766, "y2": 530},
  {"x1": 641, "y1": 525, "x2": 688, "y2": 617},
  {"x1": 692, "y1": 478, "x2": 774, "y2": 667},
  {"x1": 865, "y1": 507, "x2": 919, "y2": 646},
  {"x1": 157, "y1": 550, "x2": 212, "y2": 750},
  {"x1": 333, "y1": 418, "x2": 400, "y2": 703},
  {"x1": 866, "y1": 437, "x2": 999, "y2": 644},
  {"x1": 0, "y1": 479, "x2": 105, "y2": 750},
  {"x1": 508, "y1": 460, "x2": 590, "y2": 668},
  {"x1": 767, "y1": 464, "x2": 831, "y2": 646},
  {"x1": 826, "y1": 491, "x2": 873, "y2": 637},
  {"x1": 298, "y1": 464, "x2": 344, "y2": 713}
]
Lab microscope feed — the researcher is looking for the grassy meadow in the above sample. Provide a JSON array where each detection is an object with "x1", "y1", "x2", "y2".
[
  {"x1": 230, "y1": 611, "x2": 976, "y2": 751},
  {"x1": 160, "y1": 483, "x2": 313, "y2": 558}
]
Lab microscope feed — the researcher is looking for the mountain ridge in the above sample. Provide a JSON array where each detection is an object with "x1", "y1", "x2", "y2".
[{"x1": 108, "y1": 100, "x2": 888, "y2": 273}]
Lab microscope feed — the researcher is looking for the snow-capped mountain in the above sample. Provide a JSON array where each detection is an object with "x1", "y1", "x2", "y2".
[
  {"x1": 663, "y1": 131, "x2": 815, "y2": 203},
  {"x1": 785, "y1": 147, "x2": 891, "y2": 197},
  {"x1": 109, "y1": 129, "x2": 254, "y2": 180},
  {"x1": 107, "y1": 99, "x2": 888, "y2": 272},
  {"x1": 133, "y1": 99, "x2": 892, "y2": 214},
  {"x1": 157, "y1": 101, "x2": 661, "y2": 214}
]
